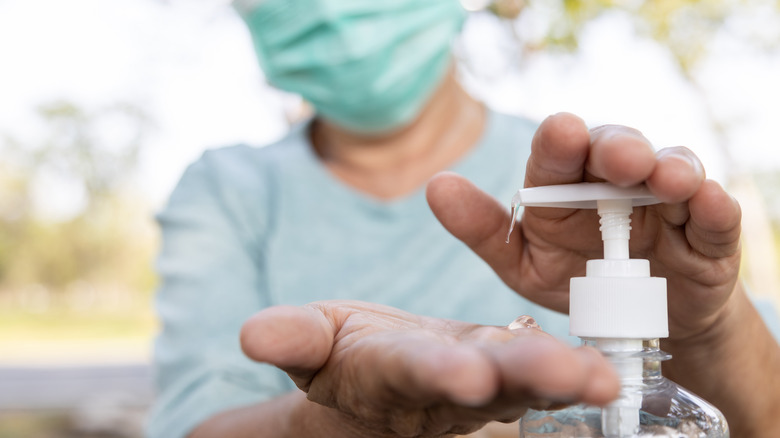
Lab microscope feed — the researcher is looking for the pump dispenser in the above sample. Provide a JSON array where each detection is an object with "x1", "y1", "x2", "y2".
[{"x1": 510, "y1": 183, "x2": 729, "y2": 438}]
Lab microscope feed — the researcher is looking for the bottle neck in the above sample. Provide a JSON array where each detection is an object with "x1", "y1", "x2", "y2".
[
  {"x1": 581, "y1": 338, "x2": 669, "y2": 381},
  {"x1": 582, "y1": 337, "x2": 662, "y2": 350}
]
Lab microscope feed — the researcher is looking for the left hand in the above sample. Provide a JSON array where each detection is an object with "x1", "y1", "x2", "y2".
[
  {"x1": 426, "y1": 113, "x2": 742, "y2": 342},
  {"x1": 240, "y1": 300, "x2": 619, "y2": 437}
]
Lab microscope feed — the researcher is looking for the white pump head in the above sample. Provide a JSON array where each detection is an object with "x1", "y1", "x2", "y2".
[{"x1": 511, "y1": 182, "x2": 668, "y2": 339}]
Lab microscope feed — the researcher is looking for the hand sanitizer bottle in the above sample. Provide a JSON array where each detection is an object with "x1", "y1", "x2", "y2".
[{"x1": 509, "y1": 183, "x2": 729, "y2": 437}]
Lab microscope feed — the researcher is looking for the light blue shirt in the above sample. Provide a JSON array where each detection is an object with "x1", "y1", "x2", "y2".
[
  {"x1": 145, "y1": 110, "x2": 780, "y2": 438},
  {"x1": 146, "y1": 110, "x2": 571, "y2": 438}
]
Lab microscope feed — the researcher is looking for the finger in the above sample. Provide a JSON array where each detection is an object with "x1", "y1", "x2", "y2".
[
  {"x1": 426, "y1": 172, "x2": 521, "y2": 287},
  {"x1": 383, "y1": 333, "x2": 500, "y2": 407},
  {"x1": 414, "y1": 344, "x2": 500, "y2": 406},
  {"x1": 524, "y1": 116, "x2": 656, "y2": 224},
  {"x1": 240, "y1": 305, "x2": 335, "y2": 389},
  {"x1": 639, "y1": 147, "x2": 707, "y2": 237},
  {"x1": 647, "y1": 147, "x2": 706, "y2": 205},
  {"x1": 491, "y1": 336, "x2": 619, "y2": 406},
  {"x1": 649, "y1": 180, "x2": 741, "y2": 274},
  {"x1": 524, "y1": 113, "x2": 590, "y2": 188},
  {"x1": 576, "y1": 347, "x2": 622, "y2": 406},
  {"x1": 338, "y1": 330, "x2": 500, "y2": 408},
  {"x1": 586, "y1": 124, "x2": 657, "y2": 186},
  {"x1": 686, "y1": 179, "x2": 742, "y2": 259}
]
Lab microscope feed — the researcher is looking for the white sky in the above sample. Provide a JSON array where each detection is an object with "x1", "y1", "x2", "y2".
[
  {"x1": 1, "y1": 0, "x2": 780, "y2": 216},
  {"x1": 0, "y1": 0, "x2": 288, "y2": 217}
]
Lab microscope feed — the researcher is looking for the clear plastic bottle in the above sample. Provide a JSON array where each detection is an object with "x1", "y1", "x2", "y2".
[
  {"x1": 520, "y1": 338, "x2": 729, "y2": 437},
  {"x1": 508, "y1": 183, "x2": 729, "y2": 438}
]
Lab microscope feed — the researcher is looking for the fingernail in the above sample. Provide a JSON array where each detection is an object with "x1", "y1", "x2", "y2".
[{"x1": 656, "y1": 148, "x2": 705, "y2": 177}]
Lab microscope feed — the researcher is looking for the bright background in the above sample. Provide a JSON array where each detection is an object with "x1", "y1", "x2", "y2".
[{"x1": 1, "y1": 0, "x2": 779, "y2": 436}]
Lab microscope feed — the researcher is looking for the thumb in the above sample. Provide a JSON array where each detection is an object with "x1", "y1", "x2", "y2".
[
  {"x1": 241, "y1": 305, "x2": 335, "y2": 390},
  {"x1": 426, "y1": 171, "x2": 523, "y2": 286}
]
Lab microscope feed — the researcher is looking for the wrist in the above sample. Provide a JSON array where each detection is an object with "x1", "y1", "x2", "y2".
[
  {"x1": 659, "y1": 282, "x2": 744, "y2": 414},
  {"x1": 662, "y1": 281, "x2": 746, "y2": 358},
  {"x1": 289, "y1": 391, "x2": 388, "y2": 438},
  {"x1": 661, "y1": 281, "x2": 780, "y2": 436}
]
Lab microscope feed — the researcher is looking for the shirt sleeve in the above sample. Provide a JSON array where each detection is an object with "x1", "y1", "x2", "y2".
[
  {"x1": 754, "y1": 298, "x2": 780, "y2": 344},
  {"x1": 146, "y1": 150, "x2": 292, "y2": 438}
]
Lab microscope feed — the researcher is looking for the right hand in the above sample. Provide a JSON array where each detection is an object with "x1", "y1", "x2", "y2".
[
  {"x1": 241, "y1": 300, "x2": 619, "y2": 437},
  {"x1": 426, "y1": 113, "x2": 741, "y2": 343}
]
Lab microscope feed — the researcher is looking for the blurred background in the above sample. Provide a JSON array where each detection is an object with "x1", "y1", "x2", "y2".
[{"x1": 1, "y1": 0, "x2": 780, "y2": 436}]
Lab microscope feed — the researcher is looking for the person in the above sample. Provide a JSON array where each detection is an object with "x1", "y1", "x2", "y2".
[{"x1": 146, "y1": 0, "x2": 780, "y2": 437}]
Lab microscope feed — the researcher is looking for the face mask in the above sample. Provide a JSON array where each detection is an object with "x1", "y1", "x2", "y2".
[{"x1": 235, "y1": 0, "x2": 466, "y2": 134}]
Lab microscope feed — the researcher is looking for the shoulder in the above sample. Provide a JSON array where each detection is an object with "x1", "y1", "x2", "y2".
[
  {"x1": 488, "y1": 110, "x2": 539, "y2": 143},
  {"x1": 468, "y1": 108, "x2": 539, "y2": 168},
  {"x1": 178, "y1": 120, "x2": 315, "y2": 203},
  {"x1": 161, "y1": 124, "x2": 312, "y2": 243},
  {"x1": 457, "y1": 109, "x2": 539, "y2": 199},
  {"x1": 195, "y1": 127, "x2": 308, "y2": 189},
  {"x1": 472, "y1": 109, "x2": 539, "y2": 168}
]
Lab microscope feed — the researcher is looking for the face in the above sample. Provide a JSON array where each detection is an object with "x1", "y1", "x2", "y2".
[{"x1": 236, "y1": 0, "x2": 466, "y2": 133}]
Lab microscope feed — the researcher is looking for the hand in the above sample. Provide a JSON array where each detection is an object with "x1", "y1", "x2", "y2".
[
  {"x1": 426, "y1": 113, "x2": 742, "y2": 342},
  {"x1": 240, "y1": 300, "x2": 619, "y2": 437}
]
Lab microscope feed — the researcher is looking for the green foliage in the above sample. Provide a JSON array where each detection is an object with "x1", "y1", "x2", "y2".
[
  {"x1": 554, "y1": 0, "x2": 619, "y2": 49},
  {"x1": 491, "y1": 0, "x2": 780, "y2": 73},
  {"x1": 484, "y1": 0, "x2": 780, "y2": 308},
  {"x1": 634, "y1": 0, "x2": 734, "y2": 72},
  {"x1": 0, "y1": 100, "x2": 157, "y2": 299},
  {"x1": 0, "y1": 306, "x2": 156, "y2": 341},
  {"x1": 0, "y1": 412, "x2": 72, "y2": 438},
  {"x1": 32, "y1": 101, "x2": 150, "y2": 203}
]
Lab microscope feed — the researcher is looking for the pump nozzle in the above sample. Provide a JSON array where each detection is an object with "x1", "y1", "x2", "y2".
[
  {"x1": 509, "y1": 182, "x2": 667, "y2": 338},
  {"x1": 597, "y1": 199, "x2": 632, "y2": 260},
  {"x1": 509, "y1": 182, "x2": 667, "y2": 437},
  {"x1": 507, "y1": 182, "x2": 659, "y2": 247}
]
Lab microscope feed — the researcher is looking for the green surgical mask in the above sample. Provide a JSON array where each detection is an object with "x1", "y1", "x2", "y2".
[{"x1": 235, "y1": 0, "x2": 466, "y2": 134}]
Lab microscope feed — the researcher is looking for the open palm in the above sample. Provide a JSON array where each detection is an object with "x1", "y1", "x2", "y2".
[{"x1": 240, "y1": 300, "x2": 619, "y2": 437}]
